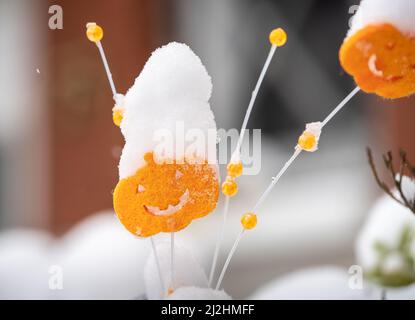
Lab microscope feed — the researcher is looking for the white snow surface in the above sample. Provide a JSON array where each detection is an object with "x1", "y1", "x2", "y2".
[
  {"x1": 144, "y1": 241, "x2": 208, "y2": 300},
  {"x1": 0, "y1": 229, "x2": 52, "y2": 299},
  {"x1": 0, "y1": 212, "x2": 150, "y2": 299},
  {"x1": 2, "y1": 211, "x2": 415, "y2": 299},
  {"x1": 355, "y1": 195, "x2": 415, "y2": 272},
  {"x1": 249, "y1": 266, "x2": 368, "y2": 300},
  {"x1": 249, "y1": 266, "x2": 415, "y2": 300},
  {"x1": 166, "y1": 286, "x2": 231, "y2": 300}
]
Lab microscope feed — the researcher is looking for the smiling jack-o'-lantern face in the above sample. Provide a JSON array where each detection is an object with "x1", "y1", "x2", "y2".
[
  {"x1": 113, "y1": 152, "x2": 219, "y2": 237},
  {"x1": 340, "y1": 24, "x2": 415, "y2": 99}
]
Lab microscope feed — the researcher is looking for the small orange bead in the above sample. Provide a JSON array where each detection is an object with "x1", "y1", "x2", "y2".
[
  {"x1": 241, "y1": 212, "x2": 257, "y2": 230},
  {"x1": 298, "y1": 132, "x2": 316, "y2": 151},
  {"x1": 227, "y1": 161, "x2": 243, "y2": 178},
  {"x1": 269, "y1": 28, "x2": 287, "y2": 47},
  {"x1": 86, "y1": 23, "x2": 103, "y2": 42},
  {"x1": 222, "y1": 178, "x2": 238, "y2": 197},
  {"x1": 112, "y1": 109, "x2": 124, "y2": 127}
]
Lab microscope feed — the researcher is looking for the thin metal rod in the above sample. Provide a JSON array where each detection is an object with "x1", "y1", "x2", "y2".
[
  {"x1": 215, "y1": 229, "x2": 245, "y2": 290},
  {"x1": 96, "y1": 41, "x2": 117, "y2": 98},
  {"x1": 170, "y1": 232, "x2": 175, "y2": 290},
  {"x1": 150, "y1": 237, "x2": 165, "y2": 295},
  {"x1": 208, "y1": 196, "x2": 230, "y2": 287},
  {"x1": 253, "y1": 148, "x2": 302, "y2": 212},
  {"x1": 233, "y1": 45, "x2": 277, "y2": 161},
  {"x1": 321, "y1": 86, "x2": 360, "y2": 128}
]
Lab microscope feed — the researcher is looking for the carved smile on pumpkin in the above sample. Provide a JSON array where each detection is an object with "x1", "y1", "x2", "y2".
[
  {"x1": 340, "y1": 24, "x2": 415, "y2": 99},
  {"x1": 113, "y1": 152, "x2": 219, "y2": 237},
  {"x1": 144, "y1": 189, "x2": 189, "y2": 216}
]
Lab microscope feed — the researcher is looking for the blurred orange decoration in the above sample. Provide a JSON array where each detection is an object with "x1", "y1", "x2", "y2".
[{"x1": 48, "y1": 0, "x2": 167, "y2": 234}]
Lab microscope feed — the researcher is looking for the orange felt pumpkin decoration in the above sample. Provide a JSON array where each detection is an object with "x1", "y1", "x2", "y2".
[
  {"x1": 340, "y1": 24, "x2": 415, "y2": 99},
  {"x1": 113, "y1": 152, "x2": 219, "y2": 237}
]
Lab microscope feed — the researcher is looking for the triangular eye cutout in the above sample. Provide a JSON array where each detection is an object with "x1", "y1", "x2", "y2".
[
  {"x1": 144, "y1": 152, "x2": 155, "y2": 165},
  {"x1": 175, "y1": 170, "x2": 183, "y2": 179}
]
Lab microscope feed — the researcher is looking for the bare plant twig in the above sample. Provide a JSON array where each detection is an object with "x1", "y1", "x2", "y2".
[{"x1": 367, "y1": 148, "x2": 415, "y2": 214}]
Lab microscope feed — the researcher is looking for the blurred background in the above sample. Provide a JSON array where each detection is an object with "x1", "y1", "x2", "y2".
[{"x1": 0, "y1": 0, "x2": 414, "y2": 299}]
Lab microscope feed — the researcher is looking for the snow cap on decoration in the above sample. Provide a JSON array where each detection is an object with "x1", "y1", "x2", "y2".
[
  {"x1": 356, "y1": 195, "x2": 415, "y2": 287},
  {"x1": 297, "y1": 122, "x2": 322, "y2": 152},
  {"x1": 113, "y1": 93, "x2": 125, "y2": 109},
  {"x1": 398, "y1": 175, "x2": 415, "y2": 204},
  {"x1": 119, "y1": 42, "x2": 216, "y2": 179},
  {"x1": 348, "y1": 0, "x2": 415, "y2": 37},
  {"x1": 305, "y1": 122, "x2": 322, "y2": 138},
  {"x1": 340, "y1": 0, "x2": 415, "y2": 99},
  {"x1": 305, "y1": 122, "x2": 321, "y2": 151}
]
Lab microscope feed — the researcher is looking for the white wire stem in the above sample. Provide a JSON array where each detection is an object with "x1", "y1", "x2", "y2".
[
  {"x1": 211, "y1": 45, "x2": 278, "y2": 290},
  {"x1": 321, "y1": 86, "x2": 360, "y2": 128},
  {"x1": 215, "y1": 86, "x2": 361, "y2": 291},
  {"x1": 208, "y1": 196, "x2": 230, "y2": 287},
  {"x1": 170, "y1": 233, "x2": 175, "y2": 290},
  {"x1": 232, "y1": 45, "x2": 277, "y2": 162},
  {"x1": 253, "y1": 147, "x2": 302, "y2": 212},
  {"x1": 214, "y1": 149, "x2": 300, "y2": 291},
  {"x1": 150, "y1": 237, "x2": 165, "y2": 296},
  {"x1": 215, "y1": 228, "x2": 245, "y2": 290},
  {"x1": 96, "y1": 41, "x2": 117, "y2": 98}
]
